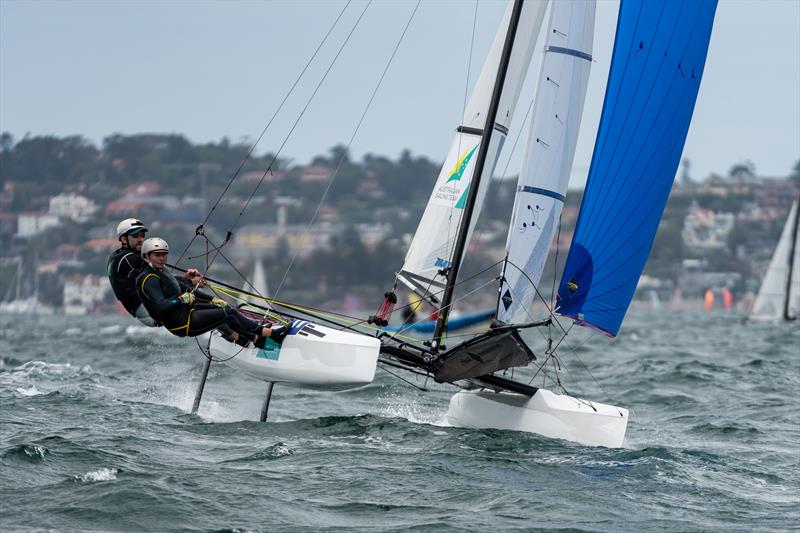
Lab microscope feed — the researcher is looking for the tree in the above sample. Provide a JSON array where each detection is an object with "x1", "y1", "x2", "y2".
[{"x1": 728, "y1": 160, "x2": 755, "y2": 181}]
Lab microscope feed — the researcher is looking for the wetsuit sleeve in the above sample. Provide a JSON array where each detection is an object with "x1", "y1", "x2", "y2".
[{"x1": 140, "y1": 274, "x2": 181, "y2": 315}]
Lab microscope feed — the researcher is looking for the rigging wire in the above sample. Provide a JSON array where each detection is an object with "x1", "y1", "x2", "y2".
[
  {"x1": 194, "y1": 335, "x2": 245, "y2": 363},
  {"x1": 497, "y1": 258, "x2": 622, "y2": 411},
  {"x1": 198, "y1": 0, "x2": 375, "y2": 277},
  {"x1": 208, "y1": 257, "x2": 502, "y2": 344},
  {"x1": 270, "y1": 0, "x2": 422, "y2": 302},
  {"x1": 343, "y1": 259, "x2": 503, "y2": 333},
  {"x1": 442, "y1": 0, "x2": 480, "y2": 278},
  {"x1": 174, "y1": 0, "x2": 354, "y2": 267},
  {"x1": 378, "y1": 364, "x2": 429, "y2": 392}
]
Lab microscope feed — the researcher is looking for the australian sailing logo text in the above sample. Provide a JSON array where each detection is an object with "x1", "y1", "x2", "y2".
[{"x1": 434, "y1": 144, "x2": 478, "y2": 207}]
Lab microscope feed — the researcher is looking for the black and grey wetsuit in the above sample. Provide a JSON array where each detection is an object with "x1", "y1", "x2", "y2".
[
  {"x1": 136, "y1": 264, "x2": 263, "y2": 340},
  {"x1": 107, "y1": 246, "x2": 159, "y2": 326}
]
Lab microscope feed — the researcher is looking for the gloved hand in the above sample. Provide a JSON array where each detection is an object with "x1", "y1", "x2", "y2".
[
  {"x1": 211, "y1": 297, "x2": 229, "y2": 308},
  {"x1": 178, "y1": 292, "x2": 195, "y2": 305}
]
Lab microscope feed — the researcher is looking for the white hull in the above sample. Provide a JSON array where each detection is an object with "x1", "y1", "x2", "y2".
[
  {"x1": 208, "y1": 321, "x2": 379, "y2": 390},
  {"x1": 447, "y1": 389, "x2": 628, "y2": 448}
]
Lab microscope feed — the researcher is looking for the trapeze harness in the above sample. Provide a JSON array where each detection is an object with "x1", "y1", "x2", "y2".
[{"x1": 136, "y1": 265, "x2": 264, "y2": 341}]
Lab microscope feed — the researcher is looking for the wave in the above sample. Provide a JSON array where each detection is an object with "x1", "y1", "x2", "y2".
[
  {"x1": 73, "y1": 467, "x2": 119, "y2": 482},
  {"x1": 1, "y1": 443, "x2": 49, "y2": 462},
  {"x1": 221, "y1": 442, "x2": 294, "y2": 463}
]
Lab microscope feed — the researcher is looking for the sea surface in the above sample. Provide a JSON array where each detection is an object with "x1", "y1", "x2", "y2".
[{"x1": 1, "y1": 310, "x2": 798, "y2": 532}]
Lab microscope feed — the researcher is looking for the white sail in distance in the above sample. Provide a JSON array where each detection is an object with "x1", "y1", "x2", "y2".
[
  {"x1": 241, "y1": 259, "x2": 270, "y2": 307},
  {"x1": 750, "y1": 200, "x2": 800, "y2": 320},
  {"x1": 398, "y1": 0, "x2": 549, "y2": 301},
  {"x1": 497, "y1": 0, "x2": 595, "y2": 324}
]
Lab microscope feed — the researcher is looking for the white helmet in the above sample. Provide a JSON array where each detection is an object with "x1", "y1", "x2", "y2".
[
  {"x1": 141, "y1": 237, "x2": 169, "y2": 260},
  {"x1": 117, "y1": 218, "x2": 148, "y2": 238}
]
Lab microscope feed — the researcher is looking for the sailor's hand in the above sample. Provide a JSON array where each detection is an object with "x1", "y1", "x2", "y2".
[
  {"x1": 178, "y1": 292, "x2": 195, "y2": 305},
  {"x1": 186, "y1": 269, "x2": 207, "y2": 287},
  {"x1": 211, "y1": 297, "x2": 229, "y2": 308}
]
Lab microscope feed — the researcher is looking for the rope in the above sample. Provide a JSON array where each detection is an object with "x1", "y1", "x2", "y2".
[
  {"x1": 194, "y1": 335, "x2": 245, "y2": 364},
  {"x1": 199, "y1": 0, "x2": 375, "y2": 277},
  {"x1": 271, "y1": 0, "x2": 421, "y2": 302},
  {"x1": 207, "y1": 256, "x2": 502, "y2": 345},
  {"x1": 174, "y1": 0, "x2": 354, "y2": 267},
  {"x1": 443, "y1": 0, "x2": 480, "y2": 272},
  {"x1": 378, "y1": 364, "x2": 429, "y2": 392}
]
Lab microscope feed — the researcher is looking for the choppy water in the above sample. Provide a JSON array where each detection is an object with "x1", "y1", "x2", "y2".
[{"x1": 1, "y1": 310, "x2": 798, "y2": 532}]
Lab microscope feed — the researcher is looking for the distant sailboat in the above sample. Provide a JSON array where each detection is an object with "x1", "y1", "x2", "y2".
[
  {"x1": 242, "y1": 259, "x2": 270, "y2": 305},
  {"x1": 648, "y1": 290, "x2": 661, "y2": 312},
  {"x1": 749, "y1": 198, "x2": 800, "y2": 321}
]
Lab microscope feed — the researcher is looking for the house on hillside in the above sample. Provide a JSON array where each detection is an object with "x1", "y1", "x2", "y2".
[
  {"x1": 681, "y1": 202, "x2": 734, "y2": 254},
  {"x1": 48, "y1": 193, "x2": 97, "y2": 223},
  {"x1": 122, "y1": 181, "x2": 160, "y2": 196},
  {"x1": 16, "y1": 213, "x2": 60, "y2": 238},
  {"x1": 299, "y1": 166, "x2": 333, "y2": 183},
  {"x1": 241, "y1": 170, "x2": 285, "y2": 183}
]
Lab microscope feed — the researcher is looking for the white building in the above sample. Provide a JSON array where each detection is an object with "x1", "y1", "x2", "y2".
[
  {"x1": 63, "y1": 275, "x2": 111, "y2": 315},
  {"x1": 681, "y1": 202, "x2": 735, "y2": 254},
  {"x1": 16, "y1": 213, "x2": 60, "y2": 237},
  {"x1": 49, "y1": 193, "x2": 98, "y2": 222}
]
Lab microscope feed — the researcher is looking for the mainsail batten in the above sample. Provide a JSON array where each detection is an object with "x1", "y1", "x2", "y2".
[
  {"x1": 497, "y1": 0, "x2": 596, "y2": 325},
  {"x1": 556, "y1": 0, "x2": 718, "y2": 337},
  {"x1": 398, "y1": 0, "x2": 549, "y2": 301}
]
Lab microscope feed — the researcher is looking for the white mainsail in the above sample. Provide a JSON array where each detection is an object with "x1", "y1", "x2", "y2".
[
  {"x1": 497, "y1": 0, "x2": 595, "y2": 324},
  {"x1": 397, "y1": 0, "x2": 549, "y2": 300},
  {"x1": 750, "y1": 200, "x2": 800, "y2": 320}
]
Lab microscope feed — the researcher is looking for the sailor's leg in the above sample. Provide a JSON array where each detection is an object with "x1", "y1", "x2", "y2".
[
  {"x1": 185, "y1": 307, "x2": 285, "y2": 345},
  {"x1": 133, "y1": 304, "x2": 159, "y2": 327},
  {"x1": 216, "y1": 324, "x2": 253, "y2": 347}
]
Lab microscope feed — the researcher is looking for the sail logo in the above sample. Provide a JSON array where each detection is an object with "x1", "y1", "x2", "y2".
[
  {"x1": 435, "y1": 257, "x2": 452, "y2": 269},
  {"x1": 519, "y1": 204, "x2": 546, "y2": 232},
  {"x1": 434, "y1": 144, "x2": 479, "y2": 208},
  {"x1": 501, "y1": 288, "x2": 513, "y2": 310},
  {"x1": 256, "y1": 340, "x2": 281, "y2": 360},
  {"x1": 446, "y1": 145, "x2": 478, "y2": 183},
  {"x1": 566, "y1": 279, "x2": 579, "y2": 296}
]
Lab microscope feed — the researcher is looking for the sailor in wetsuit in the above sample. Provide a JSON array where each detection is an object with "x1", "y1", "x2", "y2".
[
  {"x1": 107, "y1": 218, "x2": 205, "y2": 326},
  {"x1": 136, "y1": 237, "x2": 289, "y2": 347}
]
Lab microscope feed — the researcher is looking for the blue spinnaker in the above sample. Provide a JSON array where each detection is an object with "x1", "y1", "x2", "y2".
[{"x1": 556, "y1": 0, "x2": 718, "y2": 336}]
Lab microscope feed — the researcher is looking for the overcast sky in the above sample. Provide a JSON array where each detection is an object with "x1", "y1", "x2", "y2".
[{"x1": 1, "y1": 0, "x2": 798, "y2": 187}]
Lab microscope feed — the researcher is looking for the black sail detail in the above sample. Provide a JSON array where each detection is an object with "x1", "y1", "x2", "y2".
[{"x1": 432, "y1": 329, "x2": 536, "y2": 383}]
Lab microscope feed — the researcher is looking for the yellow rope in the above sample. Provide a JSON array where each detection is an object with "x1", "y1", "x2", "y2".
[{"x1": 210, "y1": 284, "x2": 424, "y2": 343}]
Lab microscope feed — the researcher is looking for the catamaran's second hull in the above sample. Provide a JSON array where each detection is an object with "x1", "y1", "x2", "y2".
[
  {"x1": 207, "y1": 321, "x2": 380, "y2": 390},
  {"x1": 447, "y1": 389, "x2": 628, "y2": 448}
]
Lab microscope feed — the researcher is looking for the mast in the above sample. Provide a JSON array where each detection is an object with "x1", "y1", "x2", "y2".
[
  {"x1": 432, "y1": 0, "x2": 525, "y2": 350},
  {"x1": 783, "y1": 196, "x2": 800, "y2": 321}
]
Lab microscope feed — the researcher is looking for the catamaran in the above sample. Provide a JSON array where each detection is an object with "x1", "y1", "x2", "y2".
[
  {"x1": 186, "y1": 0, "x2": 718, "y2": 448},
  {"x1": 749, "y1": 198, "x2": 800, "y2": 321}
]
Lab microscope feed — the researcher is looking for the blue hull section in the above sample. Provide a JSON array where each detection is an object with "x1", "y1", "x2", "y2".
[{"x1": 382, "y1": 308, "x2": 494, "y2": 334}]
